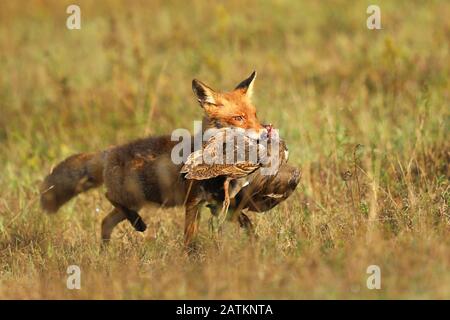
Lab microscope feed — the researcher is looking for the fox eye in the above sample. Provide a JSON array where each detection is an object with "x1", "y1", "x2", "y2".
[{"x1": 233, "y1": 115, "x2": 245, "y2": 122}]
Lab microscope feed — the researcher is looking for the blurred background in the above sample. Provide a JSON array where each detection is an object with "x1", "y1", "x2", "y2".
[{"x1": 0, "y1": 0, "x2": 448, "y2": 299}]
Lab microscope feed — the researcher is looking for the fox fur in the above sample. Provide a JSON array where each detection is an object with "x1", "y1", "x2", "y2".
[{"x1": 40, "y1": 72, "x2": 301, "y2": 246}]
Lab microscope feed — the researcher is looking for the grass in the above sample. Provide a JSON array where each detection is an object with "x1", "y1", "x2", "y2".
[{"x1": 0, "y1": 0, "x2": 449, "y2": 299}]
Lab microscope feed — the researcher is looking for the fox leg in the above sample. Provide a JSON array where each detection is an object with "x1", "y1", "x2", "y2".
[
  {"x1": 206, "y1": 203, "x2": 219, "y2": 235},
  {"x1": 105, "y1": 194, "x2": 147, "y2": 233},
  {"x1": 206, "y1": 202, "x2": 254, "y2": 238},
  {"x1": 118, "y1": 205, "x2": 146, "y2": 232},
  {"x1": 184, "y1": 187, "x2": 203, "y2": 250},
  {"x1": 101, "y1": 208, "x2": 126, "y2": 242},
  {"x1": 238, "y1": 212, "x2": 256, "y2": 239},
  {"x1": 184, "y1": 203, "x2": 202, "y2": 248}
]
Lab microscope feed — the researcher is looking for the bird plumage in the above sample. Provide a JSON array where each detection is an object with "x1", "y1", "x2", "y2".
[
  {"x1": 181, "y1": 127, "x2": 273, "y2": 179},
  {"x1": 181, "y1": 127, "x2": 289, "y2": 225}
]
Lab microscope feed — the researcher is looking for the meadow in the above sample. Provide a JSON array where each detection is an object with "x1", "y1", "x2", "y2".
[{"x1": 0, "y1": 0, "x2": 448, "y2": 299}]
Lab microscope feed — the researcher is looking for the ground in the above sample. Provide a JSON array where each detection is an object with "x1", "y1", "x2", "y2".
[{"x1": 0, "y1": 0, "x2": 449, "y2": 299}]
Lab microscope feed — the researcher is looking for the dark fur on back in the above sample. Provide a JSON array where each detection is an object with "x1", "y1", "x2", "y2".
[{"x1": 103, "y1": 135, "x2": 189, "y2": 210}]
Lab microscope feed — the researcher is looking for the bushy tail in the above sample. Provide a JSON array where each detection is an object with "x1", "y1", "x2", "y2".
[{"x1": 40, "y1": 152, "x2": 105, "y2": 213}]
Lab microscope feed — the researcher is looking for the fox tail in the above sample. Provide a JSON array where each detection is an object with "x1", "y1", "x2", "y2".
[{"x1": 40, "y1": 152, "x2": 105, "y2": 213}]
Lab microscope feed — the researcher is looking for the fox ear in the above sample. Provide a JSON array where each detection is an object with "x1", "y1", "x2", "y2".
[
  {"x1": 192, "y1": 79, "x2": 217, "y2": 106},
  {"x1": 235, "y1": 71, "x2": 257, "y2": 99}
]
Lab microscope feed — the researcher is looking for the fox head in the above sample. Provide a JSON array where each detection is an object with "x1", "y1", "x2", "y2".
[{"x1": 192, "y1": 71, "x2": 265, "y2": 135}]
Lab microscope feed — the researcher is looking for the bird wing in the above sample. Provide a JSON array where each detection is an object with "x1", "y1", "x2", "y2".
[
  {"x1": 180, "y1": 149, "x2": 203, "y2": 173},
  {"x1": 181, "y1": 128, "x2": 269, "y2": 180}
]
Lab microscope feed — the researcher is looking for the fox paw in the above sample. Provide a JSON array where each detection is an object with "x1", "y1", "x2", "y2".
[{"x1": 133, "y1": 219, "x2": 147, "y2": 232}]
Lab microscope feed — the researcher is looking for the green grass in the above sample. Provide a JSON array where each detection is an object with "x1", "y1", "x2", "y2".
[{"x1": 0, "y1": 0, "x2": 449, "y2": 299}]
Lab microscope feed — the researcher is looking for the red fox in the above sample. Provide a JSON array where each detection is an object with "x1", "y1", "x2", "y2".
[{"x1": 40, "y1": 72, "x2": 300, "y2": 246}]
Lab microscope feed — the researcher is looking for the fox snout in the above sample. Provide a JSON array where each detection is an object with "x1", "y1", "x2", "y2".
[
  {"x1": 262, "y1": 124, "x2": 273, "y2": 140},
  {"x1": 259, "y1": 123, "x2": 280, "y2": 141}
]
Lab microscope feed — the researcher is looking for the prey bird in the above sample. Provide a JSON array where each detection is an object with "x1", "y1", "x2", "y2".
[{"x1": 181, "y1": 126, "x2": 288, "y2": 223}]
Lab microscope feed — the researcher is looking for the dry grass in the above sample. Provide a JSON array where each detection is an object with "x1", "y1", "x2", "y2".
[{"x1": 0, "y1": 0, "x2": 449, "y2": 299}]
